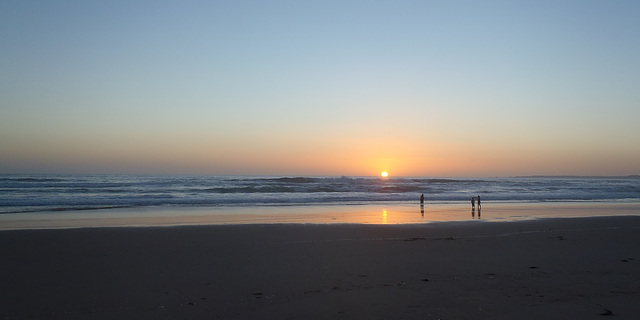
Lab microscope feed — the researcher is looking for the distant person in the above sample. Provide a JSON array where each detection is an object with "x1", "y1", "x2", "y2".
[
  {"x1": 420, "y1": 194, "x2": 424, "y2": 204},
  {"x1": 471, "y1": 197, "x2": 476, "y2": 210},
  {"x1": 477, "y1": 196, "x2": 481, "y2": 208}
]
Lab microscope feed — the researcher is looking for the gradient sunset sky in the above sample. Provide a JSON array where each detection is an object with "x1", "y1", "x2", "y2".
[{"x1": 1, "y1": 1, "x2": 639, "y2": 177}]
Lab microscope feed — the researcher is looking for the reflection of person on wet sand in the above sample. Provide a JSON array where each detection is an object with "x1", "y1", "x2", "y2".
[{"x1": 420, "y1": 194, "x2": 424, "y2": 217}]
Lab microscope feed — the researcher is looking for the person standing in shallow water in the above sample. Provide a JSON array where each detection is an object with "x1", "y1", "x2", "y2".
[
  {"x1": 471, "y1": 197, "x2": 476, "y2": 210},
  {"x1": 477, "y1": 196, "x2": 481, "y2": 208},
  {"x1": 420, "y1": 194, "x2": 424, "y2": 204}
]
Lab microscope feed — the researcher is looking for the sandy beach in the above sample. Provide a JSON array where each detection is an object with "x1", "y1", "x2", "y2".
[{"x1": 1, "y1": 215, "x2": 639, "y2": 319}]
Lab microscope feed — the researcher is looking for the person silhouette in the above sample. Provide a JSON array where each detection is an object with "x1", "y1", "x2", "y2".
[
  {"x1": 420, "y1": 194, "x2": 425, "y2": 217},
  {"x1": 471, "y1": 197, "x2": 475, "y2": 210},
  {"x1": 477, "y1": 196, "x2": 481, "y2": 209}
]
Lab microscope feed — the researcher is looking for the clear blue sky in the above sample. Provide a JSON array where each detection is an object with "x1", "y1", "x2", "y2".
[{"x1": 1, "y1": 0, "x2": 639, "y2": 176}]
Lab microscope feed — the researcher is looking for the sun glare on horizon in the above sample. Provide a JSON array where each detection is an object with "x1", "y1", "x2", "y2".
[{"x1": 381, "y1": 171, "x2": 388, "y2": 178}]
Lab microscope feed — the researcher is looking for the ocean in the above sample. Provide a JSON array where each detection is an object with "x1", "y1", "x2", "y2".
[{"x1": 1, "y1": 175, "x2": 639, "y2": 215}]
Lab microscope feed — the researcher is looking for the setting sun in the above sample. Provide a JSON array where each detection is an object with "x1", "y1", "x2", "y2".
[{"x1": 381, "y1": 171, "x2": 388, "y2": 177}]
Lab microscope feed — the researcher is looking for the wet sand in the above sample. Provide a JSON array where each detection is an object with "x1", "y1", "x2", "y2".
[
  {"x1": 2, "y1": 202, "x2": 640, "y2": 230},
  {"x1": 1, "y1": 216, "x2": 639, "y2": 319}
]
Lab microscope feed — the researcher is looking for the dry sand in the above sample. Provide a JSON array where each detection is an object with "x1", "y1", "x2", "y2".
[{"x1": 1, "y1": 216, "x2": 639, "y2": 319}]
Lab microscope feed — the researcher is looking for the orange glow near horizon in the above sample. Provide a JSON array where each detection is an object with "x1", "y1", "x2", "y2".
[{"x1": 2, "y1": 130, "x2": 637, "y2": 177}]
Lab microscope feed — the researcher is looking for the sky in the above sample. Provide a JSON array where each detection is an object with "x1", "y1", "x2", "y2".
[{"x1": 1, "y1": 0, "x2": 639, "y2": 177}]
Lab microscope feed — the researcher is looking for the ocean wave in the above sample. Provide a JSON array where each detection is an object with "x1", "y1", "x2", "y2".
[
  {"x1": 376, "y1": 185, "x2": 423, "y2": 193},
  {"x1": 1, "y1": 175, "x2": 639, "y2": 214},
  {"x1": 205, "y1": 186, "x2": 296, "y2": 193},
  {"x1": 0, "y1": 177, "x2": 67, "y2": 183},
  {"x1": 264, "y1": 177, "x2": 320, "y2": 183}
]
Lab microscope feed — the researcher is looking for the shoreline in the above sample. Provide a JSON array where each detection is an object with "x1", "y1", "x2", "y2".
[
  {"x1": 0, "y1": 201, "x2": 639, "y2": 230},
  {"x1": 1, "y1": 216, "x2": 639, "y2": 319}
]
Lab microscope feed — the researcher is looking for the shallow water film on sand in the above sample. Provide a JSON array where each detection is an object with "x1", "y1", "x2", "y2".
[{"x1": 1, "y1": 175, "x2": 639, "y2": 214}]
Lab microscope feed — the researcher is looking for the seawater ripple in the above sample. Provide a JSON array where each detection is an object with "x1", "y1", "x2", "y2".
[{"x1": 0, "y1": 175, "x2": 639, "y2": 214}]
